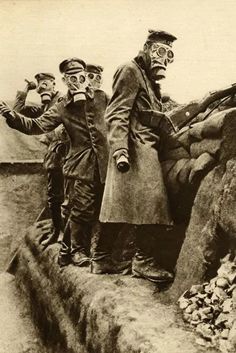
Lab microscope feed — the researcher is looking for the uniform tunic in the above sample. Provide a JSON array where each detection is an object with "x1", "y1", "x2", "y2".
[
  {"x1": 13, "y1": 90, "x2": 69, "y2": 170},
  {"x1": 8, "y1": 91, "x2": 109, "y2": 223},
  {"x1": 13, "y1": 90, "x2": 69, "y2": 208},
  {"x1": 9, "y1": 91, "x2": 109, "y2": 183}
]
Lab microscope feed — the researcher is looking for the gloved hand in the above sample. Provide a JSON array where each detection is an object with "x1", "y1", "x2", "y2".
[
  {"x1": 113, "y1": 149, "x2": 130, "y2": 173},
  {"x1": 70, "y1": 79, "x2": 89, "y2": 101},
  {"x1": 0, "y1": 101, "x2": 14, "y2": 118},
  {"x1": 24, "y1": 79, "x2": 37, "y2": 91},
  {"x1": 161, "y1": 94, "x2": 170, "y2": 103},
  {"x1": 55, "y1": 143, "x2": 67, "y2": 157},
  {"x1": 86, "y1": 84, "x2": 95, "y2": 99}
]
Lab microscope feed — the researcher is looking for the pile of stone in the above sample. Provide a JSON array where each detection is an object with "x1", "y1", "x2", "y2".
[{"x1": 178, "y1": 254, "x2": 236, "y2": 352}]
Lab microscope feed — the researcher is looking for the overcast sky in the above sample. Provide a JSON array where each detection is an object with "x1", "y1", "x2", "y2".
[{"x1": 0, "y1": 0, "x2": 236, "y2": 104}]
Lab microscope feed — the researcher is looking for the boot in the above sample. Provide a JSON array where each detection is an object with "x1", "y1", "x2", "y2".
[
  {"x1": 70, "y1": 220, "x2": 90, "y2": 267},
  {"x1": 57, "y1": 221, "x2": 72, "y2": 267},
  {"x1": 40, "y1": 203, "x2": 62, "y2": 249},
  {"x1": 58, "y1": 243, "x2": 71, "y2": 267},
  {"x1": 91, "y1": 222, "x2": 131, "y2": 274},
  {"x1": 132, "y1": 228, "x2": 174, "y2": 283},
  {"x1": 91, "y1": 256, "x2": 131, "y2": 274},
  {"x1": 132, "y1": 252, "x2": 174, "y2": 283}
]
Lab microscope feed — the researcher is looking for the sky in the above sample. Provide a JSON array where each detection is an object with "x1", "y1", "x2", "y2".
[{"x1": 0, "y1": 0, "x2": 236, "y2": 104}]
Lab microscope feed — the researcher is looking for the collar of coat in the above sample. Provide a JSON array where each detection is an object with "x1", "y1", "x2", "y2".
[
  {"x1": 134, "y1": 51, "x2": 162, "y2": 100},
  {"x1": 61, "y1": 91, "x2": 73, "y2": 106},
  {"x1": 52, "y1": 90, "x2": 59, "y2": 99}
]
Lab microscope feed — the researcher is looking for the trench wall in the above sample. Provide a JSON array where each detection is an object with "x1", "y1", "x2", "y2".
[{"x1": 0, "y1": 160, "x2": 46, "y2": 271}]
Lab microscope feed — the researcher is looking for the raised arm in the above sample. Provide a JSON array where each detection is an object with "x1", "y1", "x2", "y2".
[{"x1": 13, "y1": 90, "x2": 42, "y2": 118}]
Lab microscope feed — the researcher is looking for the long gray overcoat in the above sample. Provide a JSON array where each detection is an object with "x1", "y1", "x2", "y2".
[{"x1": 100, "y1": 52, "x2": 173, "y2": 225}]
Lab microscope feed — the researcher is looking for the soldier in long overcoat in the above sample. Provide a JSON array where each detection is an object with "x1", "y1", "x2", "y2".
[
  {"x1": 0, "y1": 58, "x2": 109, "y2": 267},
  {"x1": 92, "y1": 30, "x2": 177, "y2": 282}
]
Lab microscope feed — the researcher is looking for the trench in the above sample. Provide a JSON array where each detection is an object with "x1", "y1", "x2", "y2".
[
  {"x1": 0, "y1": 161, "x2": 212, "y2": 353},
  {"x1": 0, "y1": 160, "x2": 48, "y2": 353},
  {"x1": 0, "y1": 120, "x2": 221, "y2": 353}
]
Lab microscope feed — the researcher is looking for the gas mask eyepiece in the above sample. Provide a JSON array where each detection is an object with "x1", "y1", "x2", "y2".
[
  {"x1": 152, "y1": 44, "x2": 174, "y2": 63},
  {"x1": 150, "y1": 42, "x2": 174, "y2": 67},
  {"x1": 67, "y1": 73, "x2": 86, "y2": 85},
  {"x1": 87, "y1": 73, "x2": 102, "y2": 82},
  {"x1": 148, "y1": 42, "x2": 174, "y2": 80},
  {"x1": 87, "y1": 72, "x2": 102, "y2": 90}
]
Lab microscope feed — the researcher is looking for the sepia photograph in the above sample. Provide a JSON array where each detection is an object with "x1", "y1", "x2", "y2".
[{"x1": 0, "y1": 0, "x2": 235, "y2": 352}]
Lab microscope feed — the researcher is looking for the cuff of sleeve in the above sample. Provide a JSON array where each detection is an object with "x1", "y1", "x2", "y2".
[
  {"x1": 6, "y1": 110, "x2": 17, "y2": 121},
  {"x1": 16, "y1": 90, "x2": 28, "y2": 99},
  {"x1": 111, "y1": 142, "x2": 129, "y2": 154},
  {"x1": 112, "y1": 148, "x2": 129, "y2": 160}
]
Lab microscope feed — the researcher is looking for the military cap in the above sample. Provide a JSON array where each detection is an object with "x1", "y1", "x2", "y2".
[
  {"x1": 86, "y1": 64, "x2": 104, "y2": 74},
  {"x1": 146, "y1": 29, "x2": 177, "y2": 44},
  {"x1": 59, "y1": 57, "x2": 86, "y2": 74},
  {"x1": 34, "y1": 72, "x2": 55, "y2": 81}
]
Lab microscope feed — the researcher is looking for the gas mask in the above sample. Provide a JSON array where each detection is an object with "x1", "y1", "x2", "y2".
[
  {"x1": 36, "y1": 79, "x2": 55, "y2": 104},
  {"x1": 147, "y1": 42, "x2": 174, "y2": 81},
  {"x1": 86, "y1": 72, "x2": 102, "y2": 90},
  {"x1": 63, "y1": 71, "x2": 93, "y2": 100}
]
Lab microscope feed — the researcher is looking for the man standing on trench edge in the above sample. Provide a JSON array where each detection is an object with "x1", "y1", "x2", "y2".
[
  {"x1": 91, "y1": 30, "x2": 177, "y2": 283},
  {"x1": 60, "y1": 63, "x2": 109, "y2": 222},
  {"x1": 86, "y1": 64, "x2": 105, "y2": 92},
  {"x1": 60, "y1": 62, "x2": 110, "y2": 257},
  {"x1": 0, "y1": 58, "x2": 109, "y2": 268},
  {"x1": 13, "y1": 73, "x2": 69, "y2": 249}
]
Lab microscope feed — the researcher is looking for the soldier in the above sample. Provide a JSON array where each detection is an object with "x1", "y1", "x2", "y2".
[
  {"x1": 13, "y1": 73, "x2": 69, "y2": 248},
  {"x1": 61, "y1": 63, "x2": 109, "y2": 224},
  {"x1": 91, "y1": 30, "x2": 177, "y2": 282},
  {"x1": 0, "y1": 58, "x2": 108, "y2": 268},
  {"x1": 86, "y1": 64, "x2": 104, "y2": 91}
]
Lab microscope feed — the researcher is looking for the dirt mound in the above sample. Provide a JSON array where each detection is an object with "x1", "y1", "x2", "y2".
[
  {"x1": 14, "y1": 221, "x2": 217, "y2": 353},
  {"x1": 0, "y1": 273, "x2": 46, "y2": 353},
  {"x1": 0, "y1": 171, "x2": 46, "y2": 271}
]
